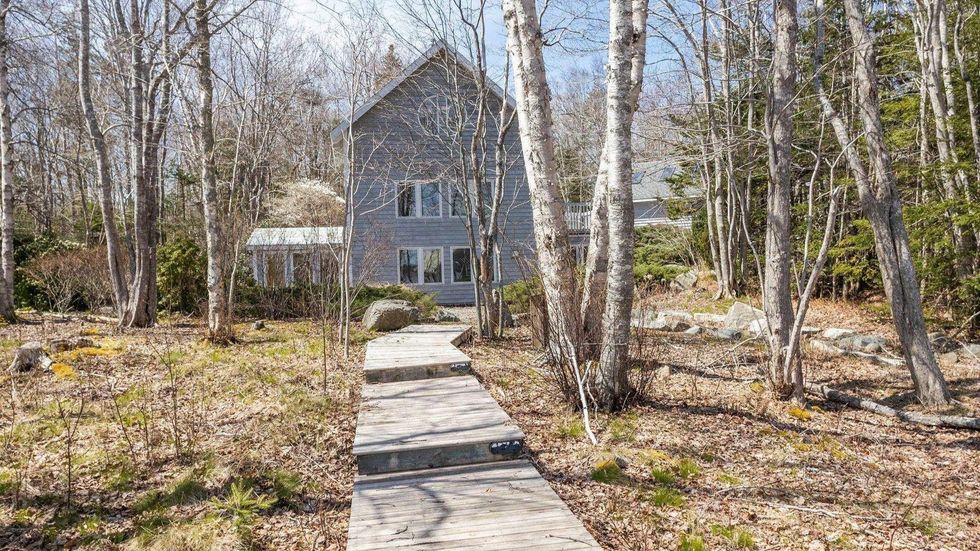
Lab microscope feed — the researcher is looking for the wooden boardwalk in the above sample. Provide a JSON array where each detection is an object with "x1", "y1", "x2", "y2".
[{"x1": 348, "y1": 324, "x2": 601, "y2": 550}]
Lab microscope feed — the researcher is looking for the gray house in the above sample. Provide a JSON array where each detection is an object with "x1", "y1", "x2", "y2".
[{"x1": 328, "y1": 42, "x2": 535, "y2": 305}]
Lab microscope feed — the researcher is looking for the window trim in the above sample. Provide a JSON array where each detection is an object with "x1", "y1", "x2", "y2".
[{"x1": 398, "y1": 247, "x2": 445, "y2": 285}]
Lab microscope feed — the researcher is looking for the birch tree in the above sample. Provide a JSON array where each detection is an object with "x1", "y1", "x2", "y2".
[{"x1": 0, "y1": 0, "x2": 16, "y2": 322}]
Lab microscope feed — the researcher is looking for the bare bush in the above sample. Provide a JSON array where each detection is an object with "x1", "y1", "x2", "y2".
[{"x1": 23, "y1": 248, "x2": 113, "y2": 312}]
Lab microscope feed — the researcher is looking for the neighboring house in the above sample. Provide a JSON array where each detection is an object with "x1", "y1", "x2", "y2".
[
  {"x1": 327, "y1": 42, "x2": 535, "y2": 305},
  {"x1": 245, "y1": 227, "x2": 341, "y2": 287}
]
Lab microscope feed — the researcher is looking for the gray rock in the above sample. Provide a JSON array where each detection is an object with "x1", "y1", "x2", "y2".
[
  {"x1": 693, "y1": 312, "x2": 726, "y2": 326},
  {"x1": 712, "y1": 328, "x2": 742, "y2": 340},
  {"x1": 655, "y1": 365, "x2": 672, "y2": 379},
  {"x1": 801, "y1": 326, "x2": 821, "y2": 335},
  {"x1": 724, "y1": 301, "x2": 767, "y2": 332},
  {"x1": 822, "y1": 328, "x2": 856, "y2": 340},
  {"x1": 670, "y1": 270, "x2": 698, "y2": 291},
  {"x1": 683, "y1": 325, "x2": 703, "y2": 336},
  {"x1": 632, "y1": 311, "x2": 690, "y2": 332},
  {"x1": 48, "y1": 337, "x2": 96, "y2": 353},
  {"x1": 434, "y1": 308, "x2": 460, "y2": 323},
  {"x1": 9, "y1": 342, "x2": 53, "y2": 373},
  {"x1": 746, "y1": 318, "x2": 769, "y2": 337},
  {"x1": 961, "y1": 343, "x2": 980, "y2": 359},
  {"x1": 363, "y1": 299, "x2": 420, "y2": 331},
  {"x1": 939, "y1": 351, "x2": 959, "y2": 365},
  {"x1": 837, "y1": 334, "x2": 887, "y2": 353},
  {"x1": 810, "y1": 339, "x2": 843, "y2": 356},
  {"x1": 252, "y1": 319, "x2": 266, "y2": 330}
]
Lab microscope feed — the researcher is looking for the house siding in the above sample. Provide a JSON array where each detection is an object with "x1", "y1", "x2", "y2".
[{"x1": 346, "y1": 54, "x2": 535, "y2": 305}]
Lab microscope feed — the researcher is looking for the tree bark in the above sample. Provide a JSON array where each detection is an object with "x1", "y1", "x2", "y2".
[
  {"x1": 502, "y1": 0, "x2": 582, "y2": 365},
  {"x1": 196, "y1": 0, "x2": 231, "y2": 341},
  {"x1": 764, "y1": 0, "x2": 801, "y2": 400},
  {"x1": 594, "y1": 0, "x2": 647, "y2": 411},
  {"x1": 817, "y1": 0, "x2": 952, "y2": 406},
  {"x1": 0, "y1": 0, "x2": 16, "y2": 322}
]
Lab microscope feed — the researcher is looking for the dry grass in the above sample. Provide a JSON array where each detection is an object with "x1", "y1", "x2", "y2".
[
  {"x1": 468, "y1": 290, "x2": 979, "y2": 551},
  {"x1": 0, "y1": 315, "x2": 363, "y2": 549}
]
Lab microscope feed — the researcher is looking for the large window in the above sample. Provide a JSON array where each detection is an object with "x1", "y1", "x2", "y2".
[
  {"x1": 451, "y1": 247, "x2": 496, "y2": 283},
  {"x1": 418, "y1": 95, "x2": 450, "y2": 134},
  {"x1": 397, "y1": 182, "x2": 442, "y2": 218},
  {"x1": 399, "y1": 248, "x2": 443, "y2": 284}
]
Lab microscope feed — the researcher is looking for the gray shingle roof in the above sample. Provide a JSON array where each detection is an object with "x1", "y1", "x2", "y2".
[
  {"x1": 632, "y1": 161, "x2": 694, "y2": 201},
  {"x1": 245, "y1": 227, "x2": 343, "y2": 248}
]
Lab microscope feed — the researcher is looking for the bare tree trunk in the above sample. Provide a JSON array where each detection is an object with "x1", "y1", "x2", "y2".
[
  {"x1": 817, "y1": 0, "x2": 952, "y2": 406},
  {"x1": 0, "y1": 0, "x2": 16, "y2": 322},
  {"x1": 78, "y1": 0, "x2": 129, "y2": 318},
  {"x1": 594, "y1": 0, "x2": 647, "y2": 411},
  {"x1": 196, "y1": 0, "x2": 231, "y2": 341},
  {"x1": 764, "y1": 0, "x2": 801, "y2": 400},
  {"x1": 582, "y1": 0, "x2": 648, "y2": 353},
  {"x1": 502, "y1": 0, "x2": 582, "y2": 364}
]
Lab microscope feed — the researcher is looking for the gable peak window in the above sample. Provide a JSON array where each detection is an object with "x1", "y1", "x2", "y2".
[
  {"x1": 397, "y1": 181, "x2": 442, "y2": 218},
  {"x1": 419, "y1": 94, "x2": 451, "y2": 134}
]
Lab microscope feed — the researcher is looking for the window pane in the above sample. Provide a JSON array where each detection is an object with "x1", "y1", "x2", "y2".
[
  {"x1": 423, "y1": 248, "x2": 442, "y2": 283},
  {"x1": 293, "y1": 252, "x2": 312, "y2": 285},
  {"x1": 420, "y1": 182, "x2": 441, "y2": 217},
  {"x1": 398, "y1": 183, "x2": 416, "y2": 217},
  {"x1": 265, "y1": 252, "x2": 285, "y2": 287},
  {"x1": 452, "y1": 248, "x2": 471, "y2": 282},
  {"x1": 399, "y1": 249, "x2": 418, "y2": 283}
]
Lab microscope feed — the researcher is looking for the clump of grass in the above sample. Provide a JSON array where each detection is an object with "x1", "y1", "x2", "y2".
[
  {"x1": 211, "y1": 480, "x2": 276, "y2": 538},
  {"x1": 711, "y1": 524, "x2": 756, "y2": 549},
  {"x1": 678, "y1": 532, "x2": 705, "y2": 551},
  {"x1": 904, "y1": 513, "x2": 938, "y2": 536},
  {"x1": 815, "y1": 435, "x2": 848, "y2": 461},
  {"x1": 134, "y1": 466, "x2": 211, "y2": 513},
  {"x1": 717, "y1": 472, "x2": 741, "y2": 486},
  {"x1": 608, "y1": 413, "x2": 638, "y2": 443},
  {"x1": 650, "y1": 468, "x2": 676, "y2": 485},
  {"x1": 264, "y1": 469, "x2": 302, "y2": 504},
  {"x1": 787, "y1": 406, "x2": 812, "y2": 421},
  {"x1": 557, "y1": 417, "x2": 585, "y2": 440},
  {"x1": 591, "y1": 458, "x2": 623, "y2": 484},
  {"x1": 644, "y1": 487, "x2": 685, "y2": 508},
  {"x1": 674, "y1": 457, "x2": 700, "y2": 479},
  {"x1": 640, "y1": 449, "x2": 672, "y2": 464}
]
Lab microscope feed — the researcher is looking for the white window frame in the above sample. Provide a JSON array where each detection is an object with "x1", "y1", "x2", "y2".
[
  {"x1": 450, "y1": 246, "x2": 499, "y2": 284},
  {"x1": 397, "y1": 181, "x2": 443, "y2": 219},
  {"x1": 398, "y1": 247, "x2": 444, "y2": 285}
]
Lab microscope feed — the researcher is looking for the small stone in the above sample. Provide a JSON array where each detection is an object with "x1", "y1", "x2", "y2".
[
  {"x1": 713, "y1": 328, "x2": 742, "y2": 340},
  {"x1": 822, "y1": 328, "x2": 856, "y2": 340},
  {"x1": 810, "y1": 339, "x2": 843, "y2": 356},
  {"x1": 252, "y1": 319, "x2": 266, "y2": 330},
  {"x1": 655, "y1": 365, "x2": 672, "y2": 379},
  {"x1": 613, "y1": 455, "x2": 629, "y2": 469},
  {"x1": 683, "y1": 325, "x2": 703, "y2": 336},
  {"x1": 434, "y1": 308, "x2": 460, "y2": 322},
  {"x1": 838, "y1": 334, "x2": 887, "y2": 353},
  {"x1": 801, "y1": 326, "x2": 821, "y2": 335},
  {"x1": 670, "y1": 270, "x2": 698, "y2": 291}
]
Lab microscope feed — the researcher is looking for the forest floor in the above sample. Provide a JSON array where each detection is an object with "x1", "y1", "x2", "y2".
[{"x1": 1, "y1": 286, "x2": 978, "y2": 550}]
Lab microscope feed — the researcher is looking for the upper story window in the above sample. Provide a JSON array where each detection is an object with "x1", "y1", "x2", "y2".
[
  {"x1": 418, "y1": 94, "x2": 451, "y2": 134},
  {"x1": 398, "y1": 181, "x2": 442, "y2": 218},
  {"x1": 450, "y1": 180, "x2": 496, "y2": 217}
]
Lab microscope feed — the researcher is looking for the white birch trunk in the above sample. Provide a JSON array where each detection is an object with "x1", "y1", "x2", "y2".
[{"x1": 0, "y1": 0, "x2": 15, "y2": 322}]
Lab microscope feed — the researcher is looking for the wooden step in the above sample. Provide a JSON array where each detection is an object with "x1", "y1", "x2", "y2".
[
  {"x1": 353, "y1": 376, "x2": 524, "y2": 475},
  {"x1": 363, "y1": 324, "x2": 473, "y2": 383},
  {"x1": 347, "y1": 460, "x2": 602, "y2": 550}
]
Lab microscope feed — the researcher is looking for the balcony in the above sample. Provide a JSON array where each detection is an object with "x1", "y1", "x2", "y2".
[{"x1": 565, "y1": 202, "x2": 591, "y2": 234}]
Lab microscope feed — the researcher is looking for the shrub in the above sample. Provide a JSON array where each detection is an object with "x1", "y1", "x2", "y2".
[
  {"x1": 501, "y1": 277, "x2": 540, "y2": 314},
  {"x1": 157, "y1": 237, "x2": 207, "y2": 314},
  {"x1": 633, "y1": 226, "x2": 695, "y2": 287},
  {"x1": 21, "y1": 247, "x2": 112, "y2": 312},
  {"x1": 235, "y1": 282, "x2": 436, "y2": 321}
]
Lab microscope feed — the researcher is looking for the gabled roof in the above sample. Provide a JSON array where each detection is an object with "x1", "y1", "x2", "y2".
[
  {"x1": 329, "y1": 40, "x2": 516, "y2": 142},
  {"x1": 246, "y1": 227, "x2": 343, "y2": 248}
]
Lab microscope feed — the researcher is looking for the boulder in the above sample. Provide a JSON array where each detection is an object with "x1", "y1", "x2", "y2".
[
  {"x1": 961, "y1": 343, "x2": 980, "y2": 359},
  {"x1": 252, "y1": 320, "x2": 266, "y2": 330},
  {"x1": 723, "y1": 302, "x2": 767, "y2": 332},
  {"x1": 693, "y1": 312, "x2": 726, "y2": 326},
  {"x1": 362, "y1": 299, "x2": 420, "y2": 331},
  {"x1": 631, "y1": 311, "x2": 690, "y2": 332},
  {"x1": 801, "y1": 326, "x2": 821, "y2": 336},
  {"x1": 9, "y1": 342, "x2": 53, "y2": 373},
  {"x1": 939, "y1": 351, "x2": 959, "y2": 365},
  {"x1": 434, "y1": 308, "x2": 460, "y2": 323},
  {"x1": 746, "y1": 319, "x2": 768, "y2": 337},
  {"x1": 48, "y1": 337, "x2": 97, "y2": 354},
  {"x1": 670, "y1": 270, "x2": 698, "y2": 291},
  {"x1": 822, "y1": 328, "x2": 856, "y2": 340},
  {"x1": 837, "y1": 334, "x2": 887, "y2": 353},
  {"x1": 712, "y1": 328, "x2": 742, "y2": 340},
  {"x1": 810, "y1": 339, "x2": 843, "y2": 356}
]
